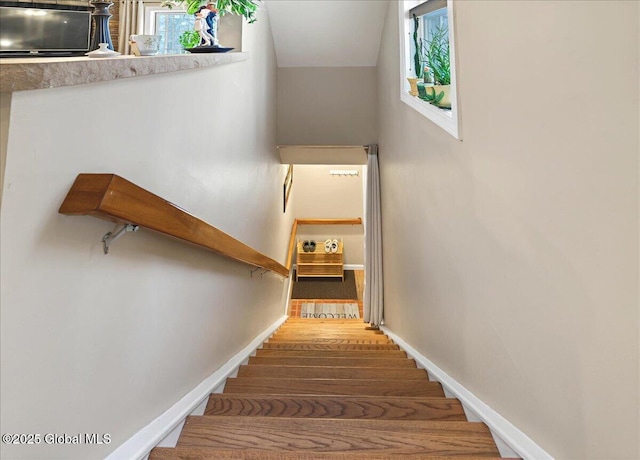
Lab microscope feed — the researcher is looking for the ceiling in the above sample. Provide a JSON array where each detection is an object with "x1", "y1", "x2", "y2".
[{"x1": 264, "y1": 0, "x2": 389, "y2": 68}]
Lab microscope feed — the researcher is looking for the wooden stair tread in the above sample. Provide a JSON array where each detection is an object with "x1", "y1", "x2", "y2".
[
  {"x1": 272, "y1": 330, "x2": 388, "y2": 334},
  {"x1": 275, "y1": 329, "x2": 376, "y2": 332},
  {"x1": 204, "y1": 394, "x2": 466, "y2": 420},
  {"x1": 269, "y1": 337, "x2": 393, "y2": 344},
  {"x1": 283, "y1": 318, "x2": 365, "y2": 323},
  {"x1": 150, "y1": 447, "x2": 509, "y2": 459},
  {"x1": 236, "y1": 365, "x2": 427, "y2": 380},
  {"x1": 262, "y1": 342, "x2": 399, "y2": 350},
  {"x1": 248, "y1": 356, "x2": 417, "y2": 368},
  {"x1": 275, "y1": 330, "x2": 385, "y2": 335},
  {"x1": 277, "y1": 327, "x2": 372, "y2": 330},
  {"x1": 151, "y1": 318, "x2": 501, "y2": 459},
  {"x1": 176, "y1": 416, "x2": 499, "y2": 456},
  {"x1": 280, "y1": 324, "x2": 366, "y2": 328},
  {"x1": 223, "y1": 378, "x2": 444, "y2": 397},
  {"x1": 256, "y1": 349, "x2": 406, "y2": 358}
]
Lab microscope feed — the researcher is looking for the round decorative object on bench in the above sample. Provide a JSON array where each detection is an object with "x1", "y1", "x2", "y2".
[{"x1": 86, "y1": 43, "x2": 120, "y2": 58}]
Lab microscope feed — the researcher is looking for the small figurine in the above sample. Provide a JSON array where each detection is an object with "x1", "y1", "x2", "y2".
[
  {"x1": 194, "y1": 8, "x2": 214, "y2": 46},
  {"x1": 205, "y1": 2, "x2": 220, "y2": 46}
]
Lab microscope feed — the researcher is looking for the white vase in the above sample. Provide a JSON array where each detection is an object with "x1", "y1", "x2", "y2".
[{"x1": 86, "y1": 43, "x2": 120, "y2": 58}]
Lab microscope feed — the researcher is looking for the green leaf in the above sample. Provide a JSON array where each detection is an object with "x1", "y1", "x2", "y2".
[
  {"x1": 412, "y1": 15, "x2": 423, "y2": 78},
  {"x1": 179, "y1": 0, "x2": 259, "y2": 21},
  {"x1": 179, "y1": 30, "x2": 200, "y2": 48},
  {"x1": 421, "y1": 23, "x2": 450, "y2": 85},
  {"x1": 420, "y1": 87, "x2": 434, "y2": 101},
  {"x1": 186, "y1": 0, "x2": 204, "y2": 15}
]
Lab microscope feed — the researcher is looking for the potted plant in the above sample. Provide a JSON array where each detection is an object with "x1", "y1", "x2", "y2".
[
  {"x1": 420, "y1": 23, "x2": 451, "y2": 109},
  {"x1": 163, "y1": 0, "x2": 259, "y2": 21},
  {"x1": 407, "y1": 14, "x2": 423, "y2": 97},
  {"x1": 178, "y1": 30, "x2": 200, "y2": 49}
]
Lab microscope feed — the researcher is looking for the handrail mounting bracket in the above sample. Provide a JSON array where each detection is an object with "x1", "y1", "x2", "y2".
[{"x1": 102, "y1": 224, "x2": 139, "y2": 254}]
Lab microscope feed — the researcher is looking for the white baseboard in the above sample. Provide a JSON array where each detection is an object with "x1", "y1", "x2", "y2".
[
  {"x1": 344, "y1": 264, "x2": 365, "y2": 270},
  {"x1": 105, "y1": 314, "x2": 288, "y2": 460},
  {"x1": 381, "y1": 326, "x2": 554, "y2": 460}
]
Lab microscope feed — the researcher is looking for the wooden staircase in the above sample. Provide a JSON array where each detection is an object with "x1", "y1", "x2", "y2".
[{"x1": 150, "y1": 318, "x2": 504, "y2": 459}]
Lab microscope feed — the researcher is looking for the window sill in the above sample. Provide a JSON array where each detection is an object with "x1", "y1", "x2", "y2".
[
  {"x1": 400, "y1": 91, "x2": 460, "y2": 139},
  {"x1": 0, "y1": 52, "x2": 248, "y2": 92}
]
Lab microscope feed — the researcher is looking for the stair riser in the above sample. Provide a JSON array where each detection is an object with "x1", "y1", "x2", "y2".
[
  {"x1": 271, "y1": 335, "x2": 389, "y2": 340},
  {"x1": 224, "y1": 378, "x2": 445, "y2": 397},
  {"x1": 269, "y1": 337, "x2": 392, "y2": 344},
  {"x1": 274, "y1": 332, "x2": 385, "y2": 336},
  {"x1": 248, "y1": 356, "x2": 417, "y2": 368},
  {"x1": 276, "y1": 328, "x2": 382, "y2": 330},
  {"x1": 236, "y1": 365, "x2": 428, "y2": 380},
  {"x1": 255, "y1": 349, "x2": 407, "y2": 358},
  {"x1": 204, "y1": 395, "x2": 466, "y2": 421},
  {"x1": 261, "y1": 343, "x2": 399, "y2": 351}
]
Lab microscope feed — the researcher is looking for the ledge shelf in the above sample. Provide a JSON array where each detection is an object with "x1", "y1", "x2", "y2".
[{"x1": 0, "y1": 53, "x2": 248, "y2": 92}]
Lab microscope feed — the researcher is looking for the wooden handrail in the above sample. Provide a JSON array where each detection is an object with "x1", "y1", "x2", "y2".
[
  {"x1": 285, "y1": 219, "x2": 299, "y2": 271},
  {"x1": 59, "y1": 174, "x2": 289, "y2": 276},
  {"x1": 284, "y1": 217, "x2": 363, "y2": 271}
]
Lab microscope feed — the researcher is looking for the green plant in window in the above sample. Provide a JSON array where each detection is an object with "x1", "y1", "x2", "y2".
[
  {"x1": 178, "y1": 30, "x2": 200, "y2": 48},
  {"x1": 162, "y1": 0, "x2": 259, "y2": 23},
  {"x1": 421, "y1": 23, "x2": 450, "y2": 85},
  {"x1": 412, "y1": 14, "x2": 423, "y2": 79},
  {"x1": 419, "y1": 87, "x2": 446, "y2": 104}
]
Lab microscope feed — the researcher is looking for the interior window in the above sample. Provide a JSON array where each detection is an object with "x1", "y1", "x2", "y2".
[
  {"x1": 145, "y1": 7, "x2": 193, "y2": 54},
  {"x1": 399, "y1": 0, "x2": 460, "y2": 139},
  {"x1": 156, "y1": 11, "x2": 193, "y2": 53}
]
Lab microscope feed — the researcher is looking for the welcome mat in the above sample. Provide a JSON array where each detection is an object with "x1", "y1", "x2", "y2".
[
  {"x1": 292, "y1": 270, "x2": 358, "y2": 300},
  {"x1": 300, "y1": 302, "x2": 360, "y2": 319},
  {"x1": 290, "y1": 299, "x2": 363, "y2": 318}
]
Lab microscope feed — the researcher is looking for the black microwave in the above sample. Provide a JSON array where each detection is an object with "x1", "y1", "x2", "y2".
[{"x1": 0, "y1": 2, "x2": 92, "y2": 57}]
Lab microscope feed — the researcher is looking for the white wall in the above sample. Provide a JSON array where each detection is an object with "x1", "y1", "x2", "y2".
[
  {"x1": 377, "y1": 1, "x2": 639, "y2": 459},
  {"x1": 290, "y1": 165, "x2": 364, "y2": 266},
  {"x1": 0, "y1": 10, "x2": 291, "y2": 460},
  {"x1": 266, "y1": 0, "x2": 387, "y2": 68},
  {"x1": 0, "y1": 91, "x2": 10, "y2": 207},
  {"x1": 277, "y1": 66, "x2": 377, "y2": 145}
]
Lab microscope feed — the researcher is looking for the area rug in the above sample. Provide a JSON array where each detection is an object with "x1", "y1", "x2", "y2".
[
  {"x1": 292, "y1": 270, "x2": 358, "y2": 300},
  {"x1": 300, "y1": 302, "x2": 361, "y2": 319}
]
